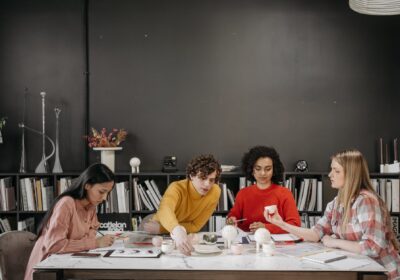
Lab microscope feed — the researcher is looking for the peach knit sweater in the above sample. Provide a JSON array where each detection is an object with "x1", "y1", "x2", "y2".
[{"x1": 24, "y1": 196, "x2": 99, "y2": 280}]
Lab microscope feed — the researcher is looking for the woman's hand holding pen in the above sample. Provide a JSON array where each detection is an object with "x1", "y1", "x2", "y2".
[
  {"x1": 226, "y1": 217, "x2": 247, "y2": 227},
  {"x1": 96, "y1": 235, "x2": 116, "y2": 248},
  {"x1": 226, "y1": 216, "x2": 237, "y2": 226}
]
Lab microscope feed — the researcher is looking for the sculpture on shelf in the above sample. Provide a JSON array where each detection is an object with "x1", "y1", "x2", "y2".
[
  {"x1": 130, "y1": 157, "x2": 141, "y2": 173},
  {"x1": 18, "y1": 91, "x2": 56, "y2": 173},
  {"x1": 19, "y1": 88, "x2": 29, "y2": 173},
  {"x1": 18, "y1": 123, "x2": 55, "y2": 173},
  {"x1": 52, "y1": 107, "x2": 63, "y2": 173}
]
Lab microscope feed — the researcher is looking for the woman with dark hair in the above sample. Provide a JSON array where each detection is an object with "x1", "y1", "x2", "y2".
[
  {"x1": 24, "y1": 163, "x2": 116, "y2": 280},
  {"x1": 264, "y1": 150, "x2": 400, "y2": 279},
  {"x1": 227, "y1": 146, "x2": 300, "y2": 233}
]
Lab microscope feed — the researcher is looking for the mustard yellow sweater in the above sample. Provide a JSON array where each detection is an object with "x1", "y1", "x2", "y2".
[{"x1": 153, "y1": 179, "x2": 221, "y2": 233}]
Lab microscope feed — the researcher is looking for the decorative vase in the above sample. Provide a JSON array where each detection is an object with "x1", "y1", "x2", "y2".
[
  {"x1": 52, "y1": 107, "x2": 63, "y2": 173},
  {"x1": 93, "y1": 147, "x2": 122, "y2": 172}
]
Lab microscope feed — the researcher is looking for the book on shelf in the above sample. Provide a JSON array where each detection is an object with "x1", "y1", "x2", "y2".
[
  {"x1": 0, "y1": 218, "x2": 12, "y2": 232},
  {"x1": 227, "y1": 188, "x2": 235, "y2": 207},
  {"x1": 18, "y1": 217, "x2": 35, "y2": 232},
  {"x1": 386, "y1": 180, "x2": 392, "y2": 211},
  {"x1": 217, "y1": 183, "x2": 228, "y2": 211},
  {"x1": 116, "y1": 181, "x2": 129, "y2": 213},
  {"x1": 0, "y1": 177, "x2": 16, "y2": 211},
  {"x1": 208, "y1": 215, "x2": 226, "y2": 232},
  {"x1": 307, "y1": 179, "x2": 317, "y2": 211},
  {"x1": 150, "y1": 180, "x2": 162, "y2": 201},
  {"x1": 57, "y1": 177, "x2": 72, "y2": 196},
  {"x1": 132, "y1": 178, "x2": 141, "y2": 211},
  {"x1": 371, "y1": 178, "x2": 399, "y2": 212},
  {"x1": 391, "y1": 179, "x2": 399, "y2": 212},
  {"x1": 317, "y1": 181, "x2": 322, "y2": 212},
  {"x1": 144, "y1": 180, "x2": 160, "y2": 207},
  {"x1": 137, "y1": 184, "x2": 154, "y2": 211}
]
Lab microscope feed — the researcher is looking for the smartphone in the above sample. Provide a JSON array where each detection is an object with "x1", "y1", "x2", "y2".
[{"x1": 71, "y1": 252, "x2": 101, "y2": 257}]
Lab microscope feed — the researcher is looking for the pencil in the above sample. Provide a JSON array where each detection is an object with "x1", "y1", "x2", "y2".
[{"x1": 236, "y1": 218, "x2": 247, "y2": 222}]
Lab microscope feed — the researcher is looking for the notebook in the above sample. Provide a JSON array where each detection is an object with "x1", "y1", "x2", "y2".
[{"x1": 302, "y1": 251, "x2": 347, "y2": 264}]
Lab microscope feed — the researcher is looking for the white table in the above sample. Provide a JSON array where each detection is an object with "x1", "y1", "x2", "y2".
[{"x1": 33, "y1": 241, "x2": 387, "y2": 280}]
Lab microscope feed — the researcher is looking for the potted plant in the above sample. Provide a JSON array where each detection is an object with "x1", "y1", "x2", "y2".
[{"x1": 86, "y1": 128, "x2": 127, "y2": 171}]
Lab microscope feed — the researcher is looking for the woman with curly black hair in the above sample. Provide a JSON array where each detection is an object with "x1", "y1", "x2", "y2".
[{"x1": 227, "y1": 146, "x2": 300, "y2": 233}]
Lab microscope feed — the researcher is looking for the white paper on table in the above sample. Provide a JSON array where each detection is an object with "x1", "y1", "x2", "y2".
[
  {"x1": 326, "y1": 258, "x2": 372, "y2": 270},
  {"x1": 88, "y1": 239, "x2": 124, "y2": 253},
  {"x1": 271, "y1": 234, "x2": 302, "y2": 242}
]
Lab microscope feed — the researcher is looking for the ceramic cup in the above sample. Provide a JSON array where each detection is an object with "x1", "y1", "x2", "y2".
[
  {"x1": 161, "y1": 240, "x2": 174, "y2": 254},
  {"x1": 231, "y1": 242, "x2": 244, "y2": 255},
  {"x1": 152, "y1": 236, "x2": 163, "y2": 247},
  {"x1": 262, "y1": 241, "x2": 275, "y2": 256},
  {"x1": 264, "y1": 205, "x2": 277, "y2": 215}
]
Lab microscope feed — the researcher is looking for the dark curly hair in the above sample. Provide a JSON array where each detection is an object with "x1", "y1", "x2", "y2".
[
  {"x1": 242, "y1": 146, "x2": 284, "y2": 184},
  {"x1": 186, "y1": 154, "x2": 222, "y2": 182}
]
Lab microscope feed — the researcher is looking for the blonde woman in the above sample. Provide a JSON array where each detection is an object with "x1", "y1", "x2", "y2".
[{"x1": 264, "y1": 150, "x2": 400, "y2": 279}]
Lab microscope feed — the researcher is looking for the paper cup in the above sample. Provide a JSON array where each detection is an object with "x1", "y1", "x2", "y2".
[
  {"x1": 264, "y1": 205, "x2": 277, "y2": 215},
  {"x1": 231, "y1": 242, "x2": 244, "y2": 255}
]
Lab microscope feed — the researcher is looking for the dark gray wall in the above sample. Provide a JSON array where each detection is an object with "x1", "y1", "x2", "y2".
[
  {"x1": 0, "y1": 0, "x2": 87, "y2": 172},
  {"x1": 1, "y1": 0, "x2": 399, "y2": 172},
  {"x1": 89, "y1": 0, "x2": 400, "y2": 172}
]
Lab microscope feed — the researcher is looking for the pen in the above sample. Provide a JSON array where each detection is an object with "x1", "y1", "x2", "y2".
[
  {"x1": 236, "y1": 218, "x2": 247, "y2": 222},
  {"x1": 97, "y1": 230, "x2": 105, "y2": 236}
]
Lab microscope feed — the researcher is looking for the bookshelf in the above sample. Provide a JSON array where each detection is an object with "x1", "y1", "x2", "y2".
[
  {"x1": 283, "y1": 172, "x2": 400, "y2": 237},
  {"x1": 0, "y1": 171, "x2": 399, "y2": 237}
]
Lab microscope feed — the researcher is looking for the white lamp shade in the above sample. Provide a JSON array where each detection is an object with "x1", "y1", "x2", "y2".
[
  {"x1": 254, "y1": 228, "x2": 271, "y2": 244},
  {"x1": 349, "y1": 0, "x2": 400, "y2": 15},
  {"x1": 221, "y1": 225, "x2": 238, "y2": 241}
]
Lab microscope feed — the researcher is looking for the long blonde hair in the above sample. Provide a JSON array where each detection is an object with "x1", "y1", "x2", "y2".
[{"x1": 333, "y1": 149, "x2": 399, "y2": 250}]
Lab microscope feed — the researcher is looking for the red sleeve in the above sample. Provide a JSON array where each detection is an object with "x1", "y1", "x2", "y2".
[{"x1": 227, "y1": 189, "x2": 244, "y2": 220}]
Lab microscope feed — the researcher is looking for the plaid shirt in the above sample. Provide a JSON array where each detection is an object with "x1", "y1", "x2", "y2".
[{"x1": 313, "y1": 190, "x2": 400, "y2": 279}]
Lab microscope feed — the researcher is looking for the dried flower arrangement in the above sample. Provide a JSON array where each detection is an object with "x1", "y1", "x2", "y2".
[{"x1": 86, "y1": 128, "x2": 127, "y2": 148}]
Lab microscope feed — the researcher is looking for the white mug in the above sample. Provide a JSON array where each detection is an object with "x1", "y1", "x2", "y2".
[
  {"x1": 161, "y1": 240, "x2": 174, "y2": 254},
  {"x1": 262, "y1": 241, "x2": 275, "y2": 256}
]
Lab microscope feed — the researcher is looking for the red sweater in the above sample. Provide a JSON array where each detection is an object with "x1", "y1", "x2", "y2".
[{"x1": 228, "y1": 184, "x2": 300, "y2": 233}]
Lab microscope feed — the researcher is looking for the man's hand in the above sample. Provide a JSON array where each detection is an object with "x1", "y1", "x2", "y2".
[
  {"x1": 171, "y1": 225, "x2": 193, "y2": 256},
  {"x1": 144, "y1": 221, "x2": 161, "y2": 234}
]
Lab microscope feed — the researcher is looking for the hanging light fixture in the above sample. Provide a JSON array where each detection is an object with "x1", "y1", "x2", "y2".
[{"x1": 349, "y1": 0, "x2": 400, "y2": 15}]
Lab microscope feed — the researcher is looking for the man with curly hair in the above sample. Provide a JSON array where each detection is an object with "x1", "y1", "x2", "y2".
[
  {"x1": 227, "y1": 146, "x2": 300, "y2": 233},
  {"x1": 144, "y1": 154, "x2": 221, "y2": 255}
]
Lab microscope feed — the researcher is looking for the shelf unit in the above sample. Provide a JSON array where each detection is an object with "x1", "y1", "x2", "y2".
[
  {"x1": 0, "y1": 171, "x2": 398, "y2": 236},
  {"x1": 283, "y1": 172, "x2": 400, "y2": 234}
]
